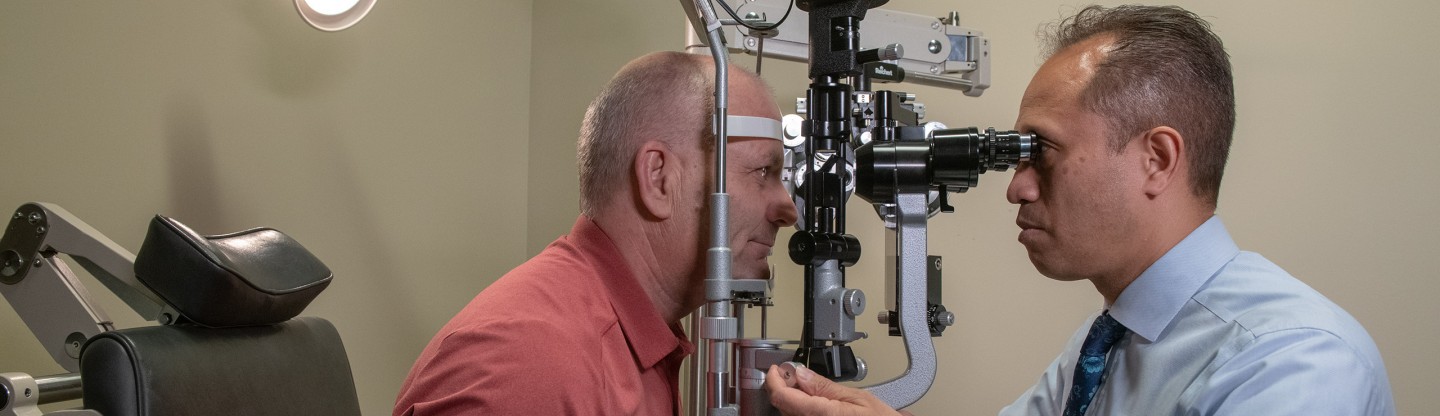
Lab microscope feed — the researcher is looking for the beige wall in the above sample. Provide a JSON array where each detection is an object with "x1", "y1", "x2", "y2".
[
  {"x1": 2, "y1": 1, "x2": 1436, "y2": 415},
  {"x1": 0, "y1": 2, "x2": 533, "y2": 414}
]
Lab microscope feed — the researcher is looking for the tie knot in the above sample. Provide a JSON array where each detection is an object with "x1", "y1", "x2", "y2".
[{"x1": 1080, "y1": 312, "x2": 1128, "y2": 356}]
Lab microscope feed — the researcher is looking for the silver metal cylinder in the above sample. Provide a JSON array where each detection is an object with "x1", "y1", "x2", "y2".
[
  {"x1": 688, "y1": 309, "x2": 707, "y2": 416},
  {"x1": 737, "y1": 340, "x2": 795, "y2": 416},
  {"x1": 739, "y1": 387, "x2": 778, "y2": 416},
  {"x1": 36, "y1": 373, "x2": 82, "y2": 404},
  {"x1": 707, "y1": 370, "x2": 730, "y2": 410}
]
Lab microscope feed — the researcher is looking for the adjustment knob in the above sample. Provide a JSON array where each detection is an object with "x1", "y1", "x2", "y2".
[{"x1": 842, "y1": 289, "x2": 866, "y2": 317}]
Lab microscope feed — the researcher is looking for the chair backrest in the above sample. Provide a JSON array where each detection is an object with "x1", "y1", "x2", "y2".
[
  {"x1": 81, "y1": 317, "x2": 361, "y2": 416},
  {"x1": 78, "y1": 215, "x2": 360, "y2": 416}
]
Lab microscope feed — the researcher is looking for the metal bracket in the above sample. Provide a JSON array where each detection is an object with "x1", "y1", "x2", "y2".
[
  {"x1": 0, "y1": 372, "x2": 96, "y2": 416},
  {"x1": 0, "y1": 203, "x2": 170, "y2": 372},
  {"x1": 0, "y1": 372, "x2": 40, "y2": 416},
  {"x1": 690, "y1": 2, "x2": 992, "y2": 95},
  {"x1": 704, "y1": 278, "x2": 771, "y2": 303},
  {"x1": 864, "y1": 192, "x2": 936, "y2": 408}
]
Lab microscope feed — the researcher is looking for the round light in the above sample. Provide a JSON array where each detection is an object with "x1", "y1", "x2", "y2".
[
  {"x1": 295, "y1": 0, "x2": 376, "y2": 32},
  {"x1": 307, "y1": 0, "x2": 361, "y2": 16}
]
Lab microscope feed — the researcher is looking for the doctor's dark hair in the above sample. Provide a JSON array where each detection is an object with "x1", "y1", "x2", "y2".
[
  {"x1": 1043, "y1": 5, "x2": 1235, "y2": 207},
  {"x1": 576, "y1": 52, "x2": 715, "y2": 217}
]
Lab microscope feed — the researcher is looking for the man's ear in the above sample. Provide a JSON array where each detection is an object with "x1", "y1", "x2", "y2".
[
  {"x1": 634, "y1": 141, "x2": 678, "y2": 220},
  {"x1": 1139, "y1": 126, "x2": 1184, "y2": 198}
]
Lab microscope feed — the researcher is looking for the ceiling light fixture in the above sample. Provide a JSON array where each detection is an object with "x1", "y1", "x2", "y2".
[{"x1": 295, "y1": 0, "x2": 376, "y2": 32}]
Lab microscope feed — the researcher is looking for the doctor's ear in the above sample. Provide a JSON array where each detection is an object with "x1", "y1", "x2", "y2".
[{"x1": 1139, "y1": 126, "x2": 1184, "y2": 198}]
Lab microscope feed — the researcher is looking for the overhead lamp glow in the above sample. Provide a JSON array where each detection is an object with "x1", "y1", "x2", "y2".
[{"x1": 296, "y1": 0, "x2": 376, "y2": 32}]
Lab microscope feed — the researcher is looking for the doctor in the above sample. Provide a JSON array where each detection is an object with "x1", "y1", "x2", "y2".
[{"x1": 765, "y1": 5, "x2": 1393, "y2": 415}]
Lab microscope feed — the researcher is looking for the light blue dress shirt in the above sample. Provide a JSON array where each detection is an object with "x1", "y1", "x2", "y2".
[{"x1": 1000, "y1": 216, "x2": 1394, "y2": 415}]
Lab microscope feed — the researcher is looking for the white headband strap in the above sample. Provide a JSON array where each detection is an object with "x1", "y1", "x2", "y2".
[{"x1": 725, "y1": 115, "x2": 782, "y2": 141}]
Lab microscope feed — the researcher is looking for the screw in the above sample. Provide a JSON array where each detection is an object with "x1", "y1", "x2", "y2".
[
  {"x1": 65, "y1": 332, "x2": 87, "y2": 358},
  {"x1": 931, "y1": 21, "x2": 940, "y2": 30},
  {"x1": 930, "y1": 65, "x2": 941, "y2": 74},
  {"x1": 35, "y1": 226, "x2": 46, "y2": 235},
  {"x1": 33, "y1": 259, "x2": 42, "y2": 268},
  {"x1": 27, "y1": 212, "x2": 41, "y2": 224},
  {"x1": 1, "y1": 253, "x2": 15, "y2": 268},
  {"x1": 929, "y1": 39, "x2": 942, "y2": 54},
  {"x1": 745, "y1": 37, "x2": 757, "y2": 49},
  {"x1": 933, "y1": 258, "x2": 942, "y2": 271},
  {"x1": 12, "y1": 211, "x2": 21, "y2": 219}
]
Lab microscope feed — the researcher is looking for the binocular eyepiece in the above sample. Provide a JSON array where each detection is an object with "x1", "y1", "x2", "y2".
[{"x1": 855, "y1": 126, "x2": 1037, "y2": 204}]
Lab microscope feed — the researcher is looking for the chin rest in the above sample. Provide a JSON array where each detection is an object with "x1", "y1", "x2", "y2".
[{"x1": 79, "y1": 215, "x2": 359, "y2": 416}]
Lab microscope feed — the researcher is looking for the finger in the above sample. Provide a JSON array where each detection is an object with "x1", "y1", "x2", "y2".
[
  {"x1": 766, "y1": 365, "x2": 844, "y2": 415},
  {"x1": 765, "y1": 365, "x2": 797, "y2": 391},
  {"x1": 791, "y1": 365, "x2": 862, "y2": 401}
]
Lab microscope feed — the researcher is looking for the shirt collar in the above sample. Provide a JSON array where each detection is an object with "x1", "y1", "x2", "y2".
[
  {"x1": 1110, "y1": 216, "x2": 1240, "y2": 342},
  {"x1": 568, "y1": 216, "x2": 694, "y2": 369}
]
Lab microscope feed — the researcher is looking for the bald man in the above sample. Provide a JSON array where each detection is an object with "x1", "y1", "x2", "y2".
[{"x1": 394, "y1": 52, "x2": 797, "y2": 415}]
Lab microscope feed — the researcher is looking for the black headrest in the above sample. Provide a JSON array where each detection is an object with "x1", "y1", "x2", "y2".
[{"x1": 134, "y1": 215, "x2": 332, "y2": 328}]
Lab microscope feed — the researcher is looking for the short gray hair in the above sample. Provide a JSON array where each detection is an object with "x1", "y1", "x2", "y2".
[{"x1": 576, "y1": 52, "x2": 717, "y2": 217}]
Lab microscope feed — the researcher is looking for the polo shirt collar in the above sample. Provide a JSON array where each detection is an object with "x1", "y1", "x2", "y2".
[
  {"x1": 1110, "y1": 215, "x2": 1239, "y2": 343},
  {"x1": 569, "y1": 216, "x2": 694, "y2": 369}
]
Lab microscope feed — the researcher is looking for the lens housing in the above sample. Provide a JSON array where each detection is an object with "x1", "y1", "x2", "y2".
[{"x1": 855, "y1": 126, "x2": 1034, "y2": 204}]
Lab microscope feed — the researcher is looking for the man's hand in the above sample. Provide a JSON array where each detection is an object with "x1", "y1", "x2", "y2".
[{"x1": 763, "y1": 364, "x2": 906, "y2": 416}]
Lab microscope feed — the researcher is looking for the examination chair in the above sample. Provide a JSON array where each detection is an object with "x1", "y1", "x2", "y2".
[{"x1": 0, "y1": 203, "x2": 362, "y2": 416}]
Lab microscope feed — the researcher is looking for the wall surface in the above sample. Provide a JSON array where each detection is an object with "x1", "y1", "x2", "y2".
[
  {"x1": 0, "y1": 2, "x2": 532, "y2": 414},
  {"x1": 2, "y1": 1, "x2": 1437, "y2": 415}
]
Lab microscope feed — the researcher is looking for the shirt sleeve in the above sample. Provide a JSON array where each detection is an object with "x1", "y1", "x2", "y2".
[
  {"x1": 998, "y1": 353, "x2": 1067, "y2": 416},
  {"x1": 1195, "y1": 328, "x2": 1393, "y2": 415},
  {"x1": 999, "y1": 314, "x2": 1097, "y2": 416},
  {"x1": 394, "y1": 318, "x2": 605, "y2": 416}
]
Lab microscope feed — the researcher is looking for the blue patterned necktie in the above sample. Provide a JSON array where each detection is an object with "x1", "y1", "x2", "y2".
[{"x1": 1062, "y1": 311, "x2": 1129, "y2": 416}]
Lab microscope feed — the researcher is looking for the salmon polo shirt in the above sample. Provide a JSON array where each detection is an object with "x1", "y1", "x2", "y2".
[{"x1": 394, "y1": 216, "x2": 694, "y2": 415}]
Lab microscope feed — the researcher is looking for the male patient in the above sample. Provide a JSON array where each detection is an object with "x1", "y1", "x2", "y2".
[
  {"x1": 764, "y1": 5, "x2": 1393, "y2": 415},
  {"x1": 393, "y1": 52, "x2": 797, "y2": 415}
]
